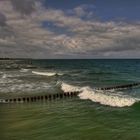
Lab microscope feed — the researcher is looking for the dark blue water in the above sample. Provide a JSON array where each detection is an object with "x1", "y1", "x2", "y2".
[{"x1": 30, "y1": 59, "x2": 140, "y2": 90}]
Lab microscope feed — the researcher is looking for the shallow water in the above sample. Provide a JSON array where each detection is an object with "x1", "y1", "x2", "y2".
[
  {"x1": 1, "y1": 99, "x2": 140, "y2": 140},
  {"x1": 1, "y1": 59, "x2": 140, "y2": 140}
]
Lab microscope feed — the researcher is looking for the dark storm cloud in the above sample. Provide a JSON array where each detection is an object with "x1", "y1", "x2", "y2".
[
  {"x1": 11, "y1": 0, "x2": 36, "y2": 15},
  {"x1": 0, "y1": 27, "x2": 15, "y2": 39},
  {"x1": 102, "y1": 36, "x2": 140, "y2": 53},
  {"x1": 112, "y1": 37, "x2": 140, "y2": 52},
  {"x1": 86, "y1": 36, "x2": 140, "y2": 56},
  {"x1": 0, "y1": 12, "x2": 6, "y2": 26}
]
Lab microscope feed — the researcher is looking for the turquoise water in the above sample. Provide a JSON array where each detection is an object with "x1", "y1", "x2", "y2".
[{"x1": 1, "y1": 59, "x2": 140, "y2": 140}]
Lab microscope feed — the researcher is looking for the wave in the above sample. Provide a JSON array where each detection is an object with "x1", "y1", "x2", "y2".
[
  {"x1": 0, "y1": 82, "x2": 53, "y2": 93},
  {"x1": 20, "y1": 68, "x2": 30, "y2": 73},
  {"x1": 0, "y1": 73, "x2": 23, "y2": 84},
  {"x1": 0, "y1": 78, "x2": 138, "y2": 107},
  {"x1": 61, "y1": 82, "x2": 81, "y2": 92},
  {"x1": 0, "y1": 99, "x2": 7, "y2": 103},
  {"x1": 61, "y1": 82, "x2": 138, "y2": 107},
  {"x1": 32, "y1": 71, "x2": 63, "y2": 77},
  {"x1": 1, "y1": 73, "x2": 23, "y2": 78},
  {"x1": 0, "y1": 71, "x2": 3, "y2": 74},
  {"x1": 2, "y1": 74, "x2": 7, "y2": 79}
]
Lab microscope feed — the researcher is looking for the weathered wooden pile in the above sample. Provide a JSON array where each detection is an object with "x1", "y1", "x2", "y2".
[
  {"x1": 1, "y1": 82, "x2": 140, "y2": 103},
  {"x1": 2, "y1": 91, "x2": 80, "y2": 103},
  {"x1": 97, "y1": 82, "x2": 140, "y2": 90}
]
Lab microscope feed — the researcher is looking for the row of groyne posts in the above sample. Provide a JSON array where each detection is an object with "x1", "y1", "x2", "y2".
[
  {"x1": 1, "y1": 91, "x2": 80, "y2": 103},
  {"x1": 1, "y1": 82, "x2": 140, "y2": 103},
  {"x1": 96, "y1": 82, "x2": 140, "y2": 90}
]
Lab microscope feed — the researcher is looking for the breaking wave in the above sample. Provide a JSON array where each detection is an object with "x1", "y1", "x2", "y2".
[
  {"x1": 61, "y1": 82, "x2": 81, "y2": 92},
  {"x1": 0, "y1": 72, "x2": 139, "y2": 107},
  {"x1": 61, "y1": 82, "x2": 139, "y2": 107},
  {"x1": 32, "y1": 71, "x2": 63, "y2": 76}
]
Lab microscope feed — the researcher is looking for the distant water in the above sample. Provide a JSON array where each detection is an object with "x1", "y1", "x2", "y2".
[{"x1": 1, "y1": 59, "x2": 140, "y2": 140}]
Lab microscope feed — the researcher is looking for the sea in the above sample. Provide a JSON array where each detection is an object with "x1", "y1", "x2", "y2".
[{"x1": 0, "y1": 59, "x2": 140, "y2": 140}]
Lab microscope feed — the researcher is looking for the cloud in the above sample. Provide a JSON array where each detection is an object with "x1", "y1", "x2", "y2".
[
  {"x1": 10, "y1": 0, "x2": 36, "y2": 15},
  {"x1": 0, "y1": 12, "x2": 6, "y2": 26},
  {"x1": 0, "y1": 0, "x2": 139, "y2": 58}
]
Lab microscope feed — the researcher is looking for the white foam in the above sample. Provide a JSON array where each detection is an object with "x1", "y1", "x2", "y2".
[
  {"x1": 32, "y1": 71, "x2": 63, "y2": 76},
  {"x1": 79, "y1": 87, "x2": 137, "y2": 107},
  {"x1": 1, "y1": 73, "x2": 21, "y2": 78},
  {"x1": 0, "y1": 99, "x2": 6, "y2": 103},
  {"x1": 20, "y1": 68, "x2": 29, "y2": 72},
  {"x1": 61, "y1": 82, "x2": 81, "y2": 92},
  {"x1": 0, "y1": 71, "x2": 3, "y2": 74},
  {"x1": 0, "y1": 82, "x2": 52, "y2": 93},
  {"x1": 0, "y1": 73, "x2": 22, "y2": 84},
  {"x1": 2, "y1": 74, "x2": 7, "y2": 79},
  {"x1": 61, "y1": 82, "x2": 138, "y2": 107}
]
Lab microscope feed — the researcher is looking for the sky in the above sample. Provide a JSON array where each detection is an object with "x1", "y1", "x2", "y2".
[{"x1": 0, "y1": 0, "x2": 140, "y2": 58}]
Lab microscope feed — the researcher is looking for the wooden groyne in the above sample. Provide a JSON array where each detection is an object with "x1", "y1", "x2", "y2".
[
  {"x1": 97, "y1": 82, "x2": 140, "y2": 90},
  {"x1": 1, "y1": 91, "x2": 80, "y2": 103},
  {"x1": 1, "y1": 82, "x2": 140, "y2": 103}
]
